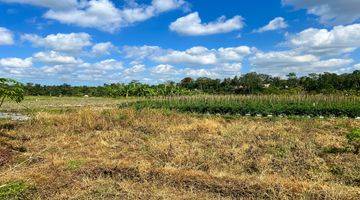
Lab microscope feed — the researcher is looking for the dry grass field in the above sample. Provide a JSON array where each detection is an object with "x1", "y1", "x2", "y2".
[{"x1": 0, "y1": 97, "x2": 359, "y2": 199}]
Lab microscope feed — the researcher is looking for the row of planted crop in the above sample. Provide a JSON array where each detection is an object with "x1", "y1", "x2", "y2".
[{"x1": 119, "y1": 95, "x2": 360, "y2": 118}]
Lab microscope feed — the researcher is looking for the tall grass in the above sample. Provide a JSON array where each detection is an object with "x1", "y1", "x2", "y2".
[{"x1": 120, "y1": 95, "x2": 360, "y2": 117}]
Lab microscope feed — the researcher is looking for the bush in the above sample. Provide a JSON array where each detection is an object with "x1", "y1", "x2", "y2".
[{"x1": 0, "y1": 78, "x2": 24, "y2": 107}]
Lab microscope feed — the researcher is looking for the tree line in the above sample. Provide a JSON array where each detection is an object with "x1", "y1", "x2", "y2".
[{"x1": 22, "y1": 70, "x2": 360, "y2": 97}]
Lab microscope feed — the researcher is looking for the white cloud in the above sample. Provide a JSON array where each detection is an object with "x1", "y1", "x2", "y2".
[
  {"x1": 287, "y1": 24, "x2": 360, "y2": 56},
  {"x1": 249, "y1": 50, "x2": 354, "y2": 75},
  {"x1": 282, "y1": 0, "x2": 360, "y2": 25},
  {"x1": 120, "y1": 0, "x2": 187, "y2": 24},
  {"x1": 152, "y1": 46, "x2": 252, "y2": 66},
  {"x1": 355, "y1": 63, "x2": 360, "y2": 70},
  {"x1": 0, "y1": 27, "x2": 14, "y2": 45},
  {"x1": 123, "y1": 45, "x2": 164, "y2": 60},
  {"x1": 2, "y1": 0, "x2": 189, "y2": 32},
  {"x1": 2, "y1": 0, "x2": 188, "y2": 32},
  {"x1": 217, "y1": 46, "x2": 253, "y2": 62},
  {"x1": 255, "y1": 17, "x2": 288, "y2": 33},
  {"x1": 91, "y1": 42, "x2": 116, "y2": 56},
  {"x1": 22, "y1": 32, "x2": 92, "y2": 53},
  {"x1": 170, "y1": 12, "x2": 244, "y2": 36},
  {"x1": 154, "y1": 46, "x2": 218, "y2": 65},
  {"x1": 151, "y1": 64, "x2": 177, "y2": 74},
  {"x1": 249, "y1": 23, "x2": 360, "y2": 76},
  {"x1": 122, "y1": 45, "x2": 251, "y2": 79},
  {"x1": 123, "y1": 64, "x2": 146, "y2": 75},
  {"x1": 0, "y1": 57, "x2": 32, "y2": 68},
  {"x1": 44, "y1": 0, "x2": 123, "y2": 33},
  {"x1": 40, "y1": 58, "x2": 123, "y2": 82},
  {"x1": 92, "y1": 59, "x2": 123, "y2": 70},
  {"x1": 0, "y1": 0, "x2": 77, "y2": 9},
  {"x1": 33, "y1": 51, "x2": 83, "y2": 65},
  {"x1": 182, "y1": 68, "x2": 218, "y2": 77}
]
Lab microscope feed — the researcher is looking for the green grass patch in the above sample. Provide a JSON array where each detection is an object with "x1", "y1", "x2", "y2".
[
  {"x1": 0, "y1": 181, "x2": 32, "y2": 200},
  {"x1": 67, "y1": 159, "x2": 85, "y2": 171}
]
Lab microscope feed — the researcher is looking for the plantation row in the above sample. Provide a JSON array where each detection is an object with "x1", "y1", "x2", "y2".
[{"x1": 120, "y1": 95, "x2": 360, "y2": 118}]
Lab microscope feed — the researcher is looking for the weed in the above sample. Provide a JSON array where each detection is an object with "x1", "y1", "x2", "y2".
[
  {"x1": 0, "y1": 181, "x2": 31, "y2": 200},
  {"x1": 346, "y1": 129, "x2": 360, "y2": 154},
  {"x1": 67, "y1": 159, "x2": 85, "y2": 171}
]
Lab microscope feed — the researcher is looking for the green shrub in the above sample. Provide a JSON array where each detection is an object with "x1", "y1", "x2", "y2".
[{"x1": 0, "y1": 78, "x2": 24, "y2": 107}]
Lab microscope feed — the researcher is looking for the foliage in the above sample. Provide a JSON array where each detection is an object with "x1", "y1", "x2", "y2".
[
  {"x1": 122, "y1": 95, "x2": 360, "y2": 118},
  {"x1": 22, "y1": 70, "x2": 360, "y2": 97},
  {"x1": 0, "y1": 78, "x2": 24, "y2": 107}
]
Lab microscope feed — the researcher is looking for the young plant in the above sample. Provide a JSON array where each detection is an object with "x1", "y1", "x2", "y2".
[
  {"x1": 346, "y1": 129, "x2": 360, "y2": 154},
  {"x1": 0, "y1": 78, "x2": 24, "y2": 107}
]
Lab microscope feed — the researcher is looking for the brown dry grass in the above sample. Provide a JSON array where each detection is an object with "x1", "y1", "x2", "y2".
[{"x1": 0, "y1": 106, "x2": 359, "y2": 199}]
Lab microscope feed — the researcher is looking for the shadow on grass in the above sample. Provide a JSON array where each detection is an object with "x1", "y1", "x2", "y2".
[{"x1": 322, "y1": 146, "x2": 352, "y2": 154}]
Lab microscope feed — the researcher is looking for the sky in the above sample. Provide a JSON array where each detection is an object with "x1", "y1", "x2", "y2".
[{"x1": 0, "y1": 0, "x2": 360, "y2": 85}]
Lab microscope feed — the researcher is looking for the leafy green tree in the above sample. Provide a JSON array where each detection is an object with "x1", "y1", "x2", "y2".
[{"x1": 0, "y1": 78, "x2": 25, "y2": 107}]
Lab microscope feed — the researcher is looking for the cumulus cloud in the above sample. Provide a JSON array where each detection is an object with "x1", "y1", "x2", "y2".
[
  {"x1": 255, "y1": 17, "x2": 288, "y2": 33},
  {"x1": 40, "y1": 58, "x2": 123, "y2": 82},
  {"x1": 282, "y1": 0, "x2": 360, "y2": 25},
  {"x1": 122, "y1": 45, "x2": 252, "y2": 79},
  {"x1": 123, "y1": 64, "x2": 146, "y2": 75},
  {"x1": 0, "y1": 27, "x2": 14, "y2": 45},
  {"x1": 21, "y1": 33, "x2": 92, "y2": 53},
  {"x1": 249, "y1": 50, "x2": 354, "y2": 76},
  {"x1": 151, "y1": 64, "x2": 177, "y2": 74},
  {"x1": 91, "y1": 42, "x2": 116, "y2": 56},
  {"x1": 182, "y1": 68, "x2": 218, "y2": 77},
  {"x1": 44, "y1": 0, "x2": 123, "y2": 33},
  {"x1": 0, "y1": 0, "x2": 77, "y2": 9},
  {"x1": 0, "y1": 57, "x2": 32, "y2": 68},
  {"x1": 249, "y1": 23, "x2": 360, "y2": 76},
  {"x1": 152, "y1": 46, "x2": 252, "y2": 66},
  {"x1": 287, "y1": 24, "x2": 360, "y2": 56},
  {"x1": 123, "y1": 45, "x2": 252, "y2": 66},
  {"x1": 355, "y1": 63, "x2": 360, "y2": 69},
  {"x1": 123, "y1": 45, "x2": 163, "y2": 60},
  {"x1": 33, "y1": 51, "x2": 83, "y2": 65},
  {"x1": 154, "y1": 46, "x2": 217, "y2": 65},
  {"x1": 92, "y1": 59, "x2": 123, "y2": 70},
  {"x1": 170, "y1": 12, "x2": 244, "y2": 36},
  {"x1": 2, "y1": 0, "x2": 189, "y2": 32}
]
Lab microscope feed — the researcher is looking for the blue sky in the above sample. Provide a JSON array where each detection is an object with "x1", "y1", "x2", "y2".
[{"x1": 0, "y1": 0, "x2": 360, "y2": 85}]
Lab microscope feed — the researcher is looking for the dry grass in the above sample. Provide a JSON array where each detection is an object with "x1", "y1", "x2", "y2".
[
  {"x1": 0, "y1": 96, "x2": 125, "y2": 113},
  {"x1": 0, "y1": 101, "x2": 359, "y2": 199}
]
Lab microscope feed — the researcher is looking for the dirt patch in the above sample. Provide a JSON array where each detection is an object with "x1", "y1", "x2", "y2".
[
  {"x1": 0, "y1": 148, "x2": 13, "y2": 166},
  {"x1": 0, "y1": 113, "x2": 30, "y2": 121}
]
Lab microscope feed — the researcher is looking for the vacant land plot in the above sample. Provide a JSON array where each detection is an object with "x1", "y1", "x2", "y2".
[{"x1": 0, "y1": 97, "x2": 359, "y2": 199}]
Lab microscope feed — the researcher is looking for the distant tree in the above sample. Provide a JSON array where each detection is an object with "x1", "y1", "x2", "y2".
[
  {"x1": 240, "y1": 72, "x2": 264, "y2": 94},
  {"x1": 0, "y1": 78, "x2": 25, "y2": 107}
]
